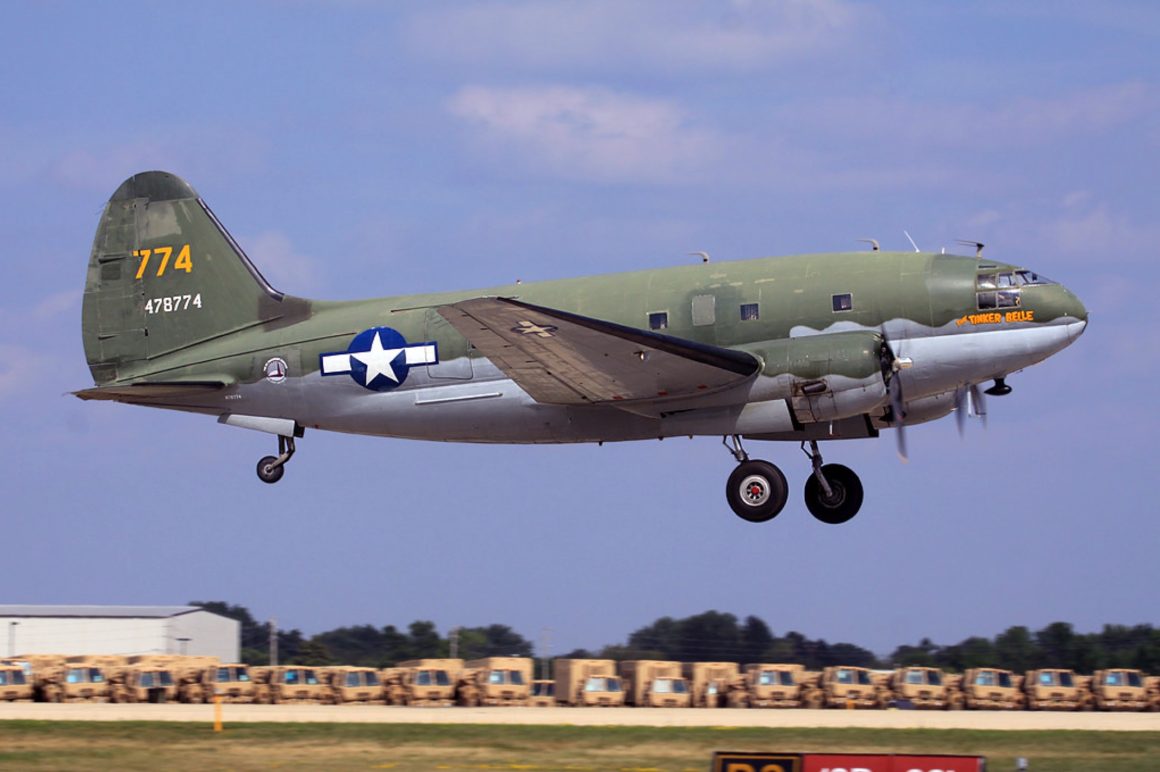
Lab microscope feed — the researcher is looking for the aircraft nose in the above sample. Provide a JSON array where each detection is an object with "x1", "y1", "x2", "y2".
[{"x1": 1058, "y1": 284, "x2": 1088, "y2": 340}]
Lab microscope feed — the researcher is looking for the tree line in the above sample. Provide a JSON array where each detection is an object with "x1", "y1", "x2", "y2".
[{"x1": 191, "y1": 603, "x2": 1160, "y2": 673}]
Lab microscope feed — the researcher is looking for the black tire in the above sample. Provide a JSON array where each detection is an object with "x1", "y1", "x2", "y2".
[
  {"x1": 804, "y1": 463, "x2": 864, "y2": 524},
  {"x1": 725, "y1": 460, "x2": 789, "y2": 523},
  {"x1": 256, "y1": 456, "x2": 284, "y2": 484}
]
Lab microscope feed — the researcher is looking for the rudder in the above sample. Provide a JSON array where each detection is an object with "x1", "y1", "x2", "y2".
[{"x1": 82, "y1": 171, "x2": 293, "y2": 385}]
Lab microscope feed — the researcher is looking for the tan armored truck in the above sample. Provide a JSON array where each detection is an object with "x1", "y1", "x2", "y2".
[
  {"x1": 619, "y1": 660, "x2": 691, "y2": 708},
  {"x1": 1091, "y1": 669, "x2": 1151, "y2": 711},
  {"x1": 820, "y1": 666, "x2": 887, "y2": 709},
  {"x1": 461, "y1": 657, "x2": 532, "y2": 706},
  {"x1": 110, "y1": 664, "x2": 179, "y2": 703},
  {"x1": 528, "y1": 679, "x2": 555, "y2": 707},
  {"x1": 395, "y1": 658, "x2": 464, "y2": 706},
  {"x1": 0, "y1": 663, "x2": 33, "y2": 702},
  {"x1": 9, "y1": 655, "x2": 67, "y2": 702},
  {"x1": 326, "y1": 666, "x2": 386, "y2": 705},
  {"x1": 60, "y1": 664, "x2": 112, "y2": 702},
  {"x1": 1023, "y1": 668, "x2": 1092, "y2": 711},
  {"x1": 256, "y1": 666, "x2": 334, "y2": 704},
  {"x1": 178, "y1": 661, "x2": 257, "y2": 704},
  {"x1": 553, "y1": 659, "x2": 624, "y2": 707},
  {"x1": 885, "y1": 667, "x2": 963, "y2": 710},
  {"x1": 682, "y1": 662, "x2": 740, "y2": 708},
  {"x1": 740, "y1": 664, "x2": 823, "y2": 709}
]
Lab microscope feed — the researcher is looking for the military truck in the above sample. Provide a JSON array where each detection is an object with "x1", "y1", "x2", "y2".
[
  {"x1": 9, "y1": 654, "x2": 67, "y2": 702},
  {"x1": 1091, "y1": 669, "x2": 1151, "y2": 711},
  {"x1": 60, "y1": 663, "x2": 113, "y2": 702},
  {"x1": 553, "y1": 659, "x2": 624, "y2": 707},
  {"x1": 460, "y1": 657, "x2": 532, "y2": 706},
  {"x1": 176, "y1": 660, "x2": 258, "y2": 704},
  {"x1": 682, "y1": 662, "x2": 739, "y2": 708},
  {"x1": 528, "y1": 679, "x2": 555, "y2": 707},
  {"x1": 1023, "y1": 668, "x2": 1092, "y2": 711},
  {"x1": 740, "y1": 663, "x2": 822, "y2": 709},
  {"x1": 885, "y1": 667, "x2": 963, "y2": 710},
  {"x1": 110, "y1": 663, "x2": 178, "y2": 703},
  {"x1": 325, "y1": 666, "x2": 386, "y2": 705},
  {"x1": 255, "y1": 666, "x2": 334, "y2": 704},
  {"x1": 0, "y1": 663, "x2": 33, "y2": 702},
  {"x1": 395, "y1": 658, "x2": 464, "y2": 706},
  {"x1": 819, "y1": 666, "x2": 887, "y2": 709},
  {"x1": 619, "y1": 660, "x2": 691, "y2": 708}
]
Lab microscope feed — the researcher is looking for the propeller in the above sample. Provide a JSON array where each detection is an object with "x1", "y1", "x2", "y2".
[
  {"x1": 879, "y1": 327, "x2": 912, "y2": 462},
  {"x1": 953, "y1": 383, "x2": 987, "y2": 437}
]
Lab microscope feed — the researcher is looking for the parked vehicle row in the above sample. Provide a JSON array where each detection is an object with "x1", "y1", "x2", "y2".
[{"x1": 3, "y1": 655, "x2": 1158, "y2": 711}]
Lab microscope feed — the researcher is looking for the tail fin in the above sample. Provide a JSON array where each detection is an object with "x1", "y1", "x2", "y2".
[{"x1": 82, "y1": 171, "x2": 304, "y2": 385}]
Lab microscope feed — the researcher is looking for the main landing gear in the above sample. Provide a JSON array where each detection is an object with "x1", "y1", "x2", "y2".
[
  {"x1": 256, "y1": 435, "x2": 296, "y2": 484},
  {"x1": 722, "y1": 436, "x2": 864, "y2": 525}
]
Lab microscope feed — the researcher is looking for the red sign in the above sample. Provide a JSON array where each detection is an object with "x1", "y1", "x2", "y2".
[{"x1": 802, "y1": 754, "x2": 984, "y2": 772}]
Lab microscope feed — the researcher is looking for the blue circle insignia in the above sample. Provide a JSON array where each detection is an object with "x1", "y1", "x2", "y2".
[{"x1": 319, "y1": 327, "x2": 439, "y2": 392}]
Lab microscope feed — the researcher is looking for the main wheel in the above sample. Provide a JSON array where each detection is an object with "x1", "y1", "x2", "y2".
[
  {"x1": 256, "y1": 456, "x2": 285, "y2": 484},
  {"x1": 726, "y1": 460, "x2": 789, "y2": 523},
  {"x1": 804, "y1": 463, "x2": 864, "y2": 524}
]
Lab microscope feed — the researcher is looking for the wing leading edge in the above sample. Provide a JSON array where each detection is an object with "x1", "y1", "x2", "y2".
[{"x1": 437, "y1": 297, "x2": 760, "y2": 407}]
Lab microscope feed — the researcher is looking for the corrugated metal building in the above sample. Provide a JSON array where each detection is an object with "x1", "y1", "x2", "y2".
[{"x1": 0, "y1": 605, "x2": 239, "y2": 662}]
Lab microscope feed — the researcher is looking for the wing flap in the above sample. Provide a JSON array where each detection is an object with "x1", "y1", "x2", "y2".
[{"x1": 437, "y1": 298, "x2": 759, "y2": 406}]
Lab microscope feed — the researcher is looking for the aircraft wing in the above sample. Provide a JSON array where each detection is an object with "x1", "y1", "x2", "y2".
[{"x1": 437, "y1": 298, "x2": 760, "y2": 406}]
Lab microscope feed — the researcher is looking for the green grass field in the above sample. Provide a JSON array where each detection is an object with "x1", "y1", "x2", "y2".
[{"x1": 0, "y1": 722, "x2": 1157, "y2": 771}]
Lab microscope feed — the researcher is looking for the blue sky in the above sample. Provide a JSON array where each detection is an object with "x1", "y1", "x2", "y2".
[{"x1": 1, "y1": 1, "x2": 1157, "y2": 658}]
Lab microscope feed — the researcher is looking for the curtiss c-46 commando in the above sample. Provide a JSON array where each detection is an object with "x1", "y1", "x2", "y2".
[{"x1": 78, "y1": 172, "x2": 1088, "y2": 524}]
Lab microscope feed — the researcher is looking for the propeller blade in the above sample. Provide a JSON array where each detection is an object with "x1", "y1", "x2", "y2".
[
  {"x1": 954, "y1": 386, "x2": 967, "y2": 437},
  {"x1": 969, "y1": 383, "x2": 987, "y2": 429}
]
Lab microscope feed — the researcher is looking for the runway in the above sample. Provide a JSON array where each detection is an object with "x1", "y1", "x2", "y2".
[{"x1": 3, "y1": 703, "x2": 1158, "y2": 731}]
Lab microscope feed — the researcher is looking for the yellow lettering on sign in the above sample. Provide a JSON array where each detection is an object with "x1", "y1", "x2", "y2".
[
  {"x1": 1005, "y1": 309, "x2": 1035, "y2": 323},
  {"x1": 133, "y1": 244, "x2": 193, "y2": 278}
]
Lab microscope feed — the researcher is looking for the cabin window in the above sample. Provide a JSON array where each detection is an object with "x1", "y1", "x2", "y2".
[
  {"x1": 832, "y1": 293, "x2": 853, "y2": 312},
  {"x1": 692, "y1": 294, "x2": 716, "y2": 326},
  {"x1": 740, "y1": 302, "x2": 759, "y2": 321},
  {"x1": 648, "y1": 311, "x2": 668, "y2": 330}
]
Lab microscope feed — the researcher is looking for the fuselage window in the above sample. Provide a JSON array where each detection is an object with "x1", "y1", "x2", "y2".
[
  {"x1": 832, "y1": 293, "x2": 853, "y2": 312},
  {"x1": 648, "y1": 311, "x2": 668, "y2": 330},
  {"x1": 740, "y1": 303, "x2": 759, "y2": 321}
]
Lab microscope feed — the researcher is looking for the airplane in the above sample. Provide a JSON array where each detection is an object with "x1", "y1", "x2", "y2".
[{"x1": 77, "y1": 171, "x2": 1088, "y2": 524}]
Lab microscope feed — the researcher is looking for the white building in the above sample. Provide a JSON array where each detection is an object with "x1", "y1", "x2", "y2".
[{"x1": 0, "y1": 605, "x2": 239, "y2": 662}]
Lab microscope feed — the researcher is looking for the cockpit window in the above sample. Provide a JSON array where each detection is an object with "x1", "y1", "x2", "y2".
[{"x1": 1016, "y1": 270, "x2": 1054, "y2": 286}]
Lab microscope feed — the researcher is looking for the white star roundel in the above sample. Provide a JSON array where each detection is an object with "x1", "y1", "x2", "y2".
[{"x1": 320, "y1": 327, "x2": 438, "y2": 391}]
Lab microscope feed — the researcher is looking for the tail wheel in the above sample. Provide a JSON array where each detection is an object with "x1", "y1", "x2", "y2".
[
  {"x1": 257, "y1": 456, "x2": 285, "y2": 484},
  {"x1": 726, "y1": 460, "x2": 789, "y2": 523},
  {"x1": 804, "y1": 463, "x2": 864, "y2": 524}
]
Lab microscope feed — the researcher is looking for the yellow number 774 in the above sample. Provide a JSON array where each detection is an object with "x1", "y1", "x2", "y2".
[{"x1": 134, "y1": 244, "x2": 193, "y2": 279}]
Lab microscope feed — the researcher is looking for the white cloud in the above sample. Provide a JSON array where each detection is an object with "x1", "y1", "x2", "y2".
[
  {"x1": 407, "y1": 0, "x2": 869, "y2": 73},
  {"x1": 785, "y1": 82, "x2": 1155, "y2": 151},
  {"x1": 447, "y1": 85, "x2": 720, "y2": 185},
  {"x1": 241, "y1": 231, "x2": 323, "y2": 295}
]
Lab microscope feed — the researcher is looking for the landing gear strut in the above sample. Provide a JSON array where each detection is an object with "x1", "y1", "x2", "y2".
[
  {"x1": 256, "y1": 435, "x2": 295, "y2": 484},
  {"x1": 723, "y1": 435, "x2": 789, "y2": 523},
  {"x1": 801, "y1": 440, "x2": 864, "y2": 525},
  {"x1": 721, "y1": 436, "x2": 865, "y2": 524}
]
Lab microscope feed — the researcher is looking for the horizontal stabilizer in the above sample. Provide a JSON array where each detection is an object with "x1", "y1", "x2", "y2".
[
  {"x1": 437, "y1": 297, "x2": 759, "y2": 406},
  {"x1": 74, "y1": 378, "x2": 232, "y2": 404}
]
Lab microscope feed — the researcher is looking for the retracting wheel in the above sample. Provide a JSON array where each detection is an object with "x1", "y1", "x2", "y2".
[
  {"x1": 256, "y1": 435, "x2": 296, "y2": 484},
  {"x1": 801, "y1": 440, "x2": 864, "y2": 524},
  {"x1": 726, "y1": 459, "x2": 789, "y2": 523},
  {"x1": 803, "y1": 463, "x2": 864, "y2": 525}
]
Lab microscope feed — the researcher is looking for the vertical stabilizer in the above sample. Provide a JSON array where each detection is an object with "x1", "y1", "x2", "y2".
[{"x1": 82, "y1": 171, "x2": 300, "y2": 384}]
